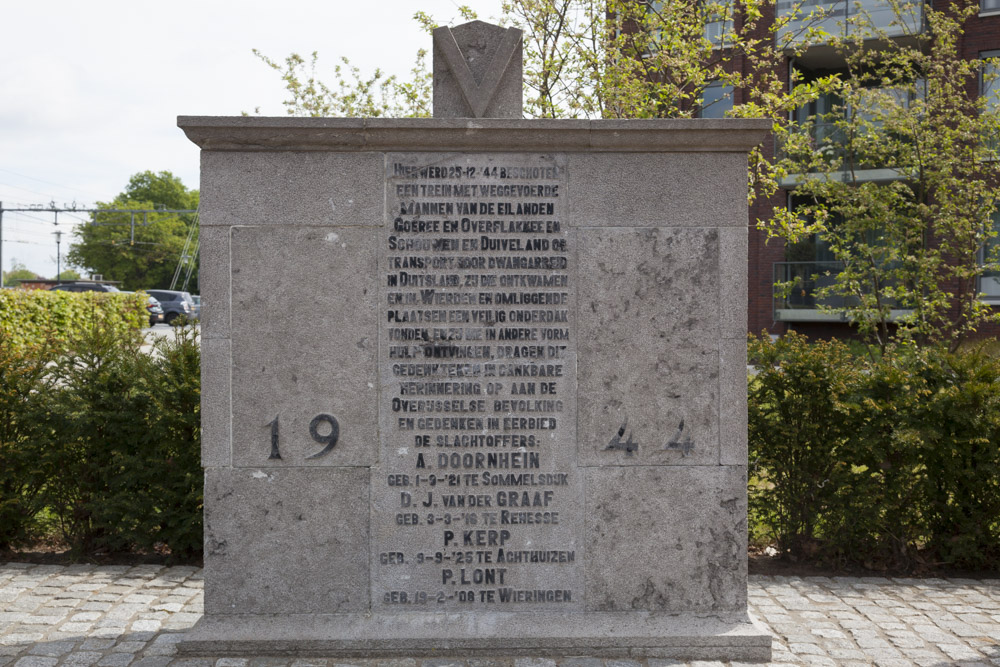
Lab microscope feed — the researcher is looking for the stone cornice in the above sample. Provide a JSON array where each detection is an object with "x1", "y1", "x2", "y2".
[{"x1": 177, "y1": 117, "x2": 772, "y2": 153}]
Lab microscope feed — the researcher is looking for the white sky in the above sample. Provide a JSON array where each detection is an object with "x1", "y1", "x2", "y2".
[{"x1": 0, "y1": 0, "x2": 504, "y2": 279}]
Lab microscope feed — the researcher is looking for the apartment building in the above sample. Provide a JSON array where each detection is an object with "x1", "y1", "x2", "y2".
[{"x1": 696, "y1": 0, "x2": 1000, "y2": 339}]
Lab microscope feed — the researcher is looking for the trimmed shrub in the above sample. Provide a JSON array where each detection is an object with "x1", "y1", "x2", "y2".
[
  {"x1": 98, "y1": 326, "x2": 203, "y2": 560},
  {"x1": 0, "y1": 319, "x2": 202, "y2": 561},
  {"x1": 748, "y1": 333, "x2": 865, "y2": 563},
  {"x1": 0, "y1": 337, "x2": 55, "y2": 549},
  {"x1": 0, "y1": 289, "x2": 146, "y2": 353},
  {"x1": 749, "y1": 333, "x2": 1000, "y2": 571}
]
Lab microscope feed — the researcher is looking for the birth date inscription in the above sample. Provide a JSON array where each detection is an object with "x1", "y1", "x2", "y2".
[{"x1": 374, "y1": 153, "x2": 582, "y2": 610}]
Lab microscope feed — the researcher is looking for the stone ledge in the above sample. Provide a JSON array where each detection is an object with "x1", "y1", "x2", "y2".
[
  {"x1": 177, "y1": 117, "x2": 772, "y2": 153},
  {"x1": 178, "y1": 611, "x2": 771, "y2": 660}
]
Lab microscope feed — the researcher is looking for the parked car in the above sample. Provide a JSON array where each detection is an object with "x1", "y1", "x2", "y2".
[
  {"x1": 145, "y1": 289, "x2": 196, "y2": 324},
  {"x1": 191, "y1": 294, "x2": 201, "y2": 320},
  {"x1": 49, "y1": 282, "x2": 120, "y2": 293},
  {"x1": 121, "y1": 291, "x2": 165, "y2": 327}
]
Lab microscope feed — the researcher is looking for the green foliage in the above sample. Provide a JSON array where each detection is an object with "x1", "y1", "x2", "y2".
[
  {"x1": 33, "y1": 325, "x2": 152, "y2": 553},
  {"x1": 3, "y1": 260, "x2": 42, "y2": 287},
  {"x1": 0, "y1": 338, "x2": 54, "y2": 549},
  {"x1": 67, "y1": 171, "x2": 199, "y2": 291},
  {"x1": 770, "y1": 3, "x2": 1000, "y2": 350},
  {"x1": 250, "y1": 49, "x2": 433, "y2": 118},
  {"x1": 0, "y1": 324, "x2": 202, "y2": 561},
  {"x1": 749, "y1": 333, "x2": 1000, "y2": 570},
  {"x1": 56, "y1": 269, "x2": 82, "y2": 281},
  {"x1": 100, "y1": 326, "x2": 203, "y2": 560},
  {"x1": 0, "y1": 290, "x2": 146, "y2": 354}
]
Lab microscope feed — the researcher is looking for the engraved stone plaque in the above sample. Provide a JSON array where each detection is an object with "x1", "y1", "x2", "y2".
[{"x1": 374, "y1": 153, "x2": 582, "y2": 610}]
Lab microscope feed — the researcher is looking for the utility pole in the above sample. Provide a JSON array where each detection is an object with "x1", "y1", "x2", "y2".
[{"x1": 0, "y1": 204, "x2": 197, "y2": 285}]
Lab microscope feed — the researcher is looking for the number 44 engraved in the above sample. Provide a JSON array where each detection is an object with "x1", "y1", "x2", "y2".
[{"x1": 266, "y1": 414, "x2": 339, "y2": 461}]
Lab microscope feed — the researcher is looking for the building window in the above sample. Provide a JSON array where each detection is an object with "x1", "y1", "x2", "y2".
[
  {"x1": 983, "y1": 0, "x2": 1000, "y2": 14},
  {"x1": 983, "y1": 51, "x2": 1000, "y2": 112},
  {"x1": 646, "y1": 0, "x2": 733, "y2": 46},
  {"x1": 699, "y1": 80, "x2": 734, "y2": 118},
  {"x1": 981, "y1": 211, "x2": 1000, "y2": 301}
]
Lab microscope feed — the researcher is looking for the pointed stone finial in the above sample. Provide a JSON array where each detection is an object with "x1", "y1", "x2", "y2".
[{"x1": 432, "y1": 20, "x2": 523, "y2": 118}]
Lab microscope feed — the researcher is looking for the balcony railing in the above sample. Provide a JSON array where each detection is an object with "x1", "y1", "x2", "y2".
[
  {"x1": 774, "y1": 261, "x2": 852, "y2": 321},
  {"x1": 777, "y1": 0, "x2": 924, "y2": 48},
  {"x1": 774, "y1": 261, "x2": 914, "y2": 322}
]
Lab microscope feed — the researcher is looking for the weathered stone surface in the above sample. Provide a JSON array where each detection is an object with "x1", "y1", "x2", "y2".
[
  {"x1": 197, "y1": 226, "x2": 230, "y2": 339},
  {"x1": 203, "y1": 468, "x2": 369, "y2": 615},
  {"x1": 229, "y1": 225, "x2": 377, "y2": 468},
  {"x1": 720, "y1": 337, "x2": 749, "y2": 466},
  {"x1": 577, "y1": 227, "x2": 720, "y2": 466},
  {"x1": 200, "y1": 337, "x2": 231, "y2": 468},
  {"x1": 199, "y1": 152, "x2": 384, "y2": 227},
  {"x1": 179, "y1": 118, "x2": 773, "y2": 154},
  {"x1": 180, "y1": 610, "x2": 770, "y2": 659},
  {"x1": 584, "y1": 466, "x2": 748, "y2": 613},
  {"x1": 566, "y1": 153, "x2": 747, "y2": 228},
  {"x1": 433, "y1": 21, "x2": 523, "y2": 119},
  {"x1": 719, "y1": 226, "x2": 749, "y2": 341}
]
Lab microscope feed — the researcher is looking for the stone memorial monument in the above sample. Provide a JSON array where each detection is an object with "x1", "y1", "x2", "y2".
[{"x1": 178, "y1": 20, "x2": 772, "y2": 660}]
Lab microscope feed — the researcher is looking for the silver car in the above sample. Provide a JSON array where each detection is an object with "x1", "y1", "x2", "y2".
[{"x1": 145, "y1": 289, "x2": 196, "y2": 324}]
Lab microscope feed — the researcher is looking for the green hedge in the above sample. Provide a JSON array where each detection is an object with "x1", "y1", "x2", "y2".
[
  {"x1": 749, "y1": 333, "x2": 1000, "y2": 571},
  {"x1": 0, "y1": 289, "x2": 147, "y2": 352},
  {"x1": 5, "y1": 314, "x2": 999, "y2": 571},
  {"x1": 0, "y1": 323, "x2": 201, "y2": 561}
]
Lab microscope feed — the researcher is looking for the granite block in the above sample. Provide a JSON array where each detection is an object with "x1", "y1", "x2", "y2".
[
  {"x1": 433, "y1": 22, "x2": 523, "y2": 119},
  {"x1": 200, "y1": 338, "x2": 231, "y2": 468},
  {"x1": 719, "y1": 337, "x2": 749, "y2": 466},
  {"x1": 181, "y1": 117, "x2": 771, "y2": 154},
  {"x1": 230, "y1": 226, "x2": 378, "y2": 467},
  {"x1": 197, "y1": 226, "x2": 230, "y2": 339},
  {"x1": 584, "y1": 466, "x2": 748, "y2": 613},
  {"x1": 577, "y1": 227, "x2": 719, "y2": 466},
  {"x1": 203, "y1": 468, "x2": 369, "y2": 615},
  {"x1": 180, "y1": 610, "x2": 770, "y2": 659},
  {"x1": 200, "y1": 152, "x2": 384, "y2": 227},
  {"x1": 719, "y1": 226, "x2": 748, "y2": 341},
  {"x1": 566, "y1": 153, "x2": 746, "y2": 227}
]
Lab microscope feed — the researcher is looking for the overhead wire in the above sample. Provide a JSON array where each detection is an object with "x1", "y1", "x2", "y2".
[{"x1": 0, "y1": 168, "x2": 104, "y2": 200}]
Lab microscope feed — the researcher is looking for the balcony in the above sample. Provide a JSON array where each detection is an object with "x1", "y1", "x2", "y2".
[
  {"x1": 773, "y1": 261, "x2": 912, "y2": 322},
  {"x1": 777, "y1": 0, "x2": 924, "y2": 50}
]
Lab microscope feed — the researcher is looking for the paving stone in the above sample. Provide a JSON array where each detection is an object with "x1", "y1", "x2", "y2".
[
  {"x1": 115, "y1": 642, "x2": 149, "y2": 653},
  {"x1": 26, "y1": 641, "x2": 76, "y2": 657},
  {"x1": 134, "y1": 659, "x2": 174, "y2": 667},
  {"x1": 13, "y1": 658, "x2": 58, "y2": 667},
  {"x1": 3, "y1": 565, "x2": 1000, "y2": 665}
]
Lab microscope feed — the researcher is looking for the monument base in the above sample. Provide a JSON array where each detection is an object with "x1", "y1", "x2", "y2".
[{"x1": 179, "y1": 611, "x2": 772, "y2": 660}]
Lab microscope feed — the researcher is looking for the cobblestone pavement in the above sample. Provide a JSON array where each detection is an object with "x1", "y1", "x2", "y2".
[{"x1": 2, "y1": 563, "x2": 998, "y2": 667}]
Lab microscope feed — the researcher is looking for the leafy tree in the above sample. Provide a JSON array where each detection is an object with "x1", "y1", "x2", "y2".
[
  {"x1": 2, "y1": 260, "x2": 41, "y2": 287},
  {"x1": 67, "y1": 171, "x2": 199, "y2": 292},
  {"x1": 771, "y1": 1, "x2": 1000, "y2": 351},
  {"x1": 56, "y1": 269, "x2": 81, "y2": 281}
]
